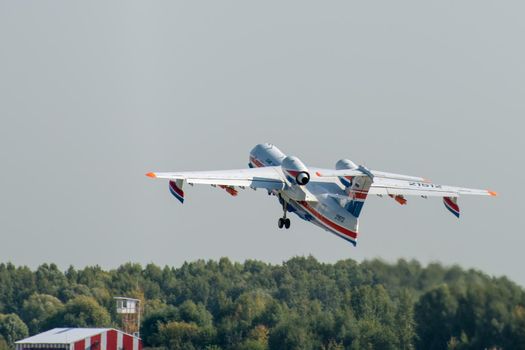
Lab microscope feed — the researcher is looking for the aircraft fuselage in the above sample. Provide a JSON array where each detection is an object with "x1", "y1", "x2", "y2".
[{"x1": 249, "y1": 143, "x2": 360, "y2": 245}]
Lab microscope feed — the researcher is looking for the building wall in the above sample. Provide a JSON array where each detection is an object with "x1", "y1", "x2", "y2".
[
  {"x1": 73, "y1": 330, "x2": 141, "y2": 350},
  {"x1": 17, "y1": 345, "x2": 69, "y2": 350},
  {"x1": 17, "y1": 329, "x2": 141, "y2": 350}
]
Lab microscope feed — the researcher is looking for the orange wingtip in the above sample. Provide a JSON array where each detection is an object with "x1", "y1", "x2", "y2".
[
  {"x1": 488, "y1": 190, "x2": 498, "y2": 197},
  {"x1": 146, "y1": 172, "x2": 157, "y2": 178}
]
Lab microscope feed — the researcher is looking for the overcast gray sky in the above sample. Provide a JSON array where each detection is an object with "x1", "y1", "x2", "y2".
[{"x1": 1, "y1": 1, "x2": 523, "y2": 285}]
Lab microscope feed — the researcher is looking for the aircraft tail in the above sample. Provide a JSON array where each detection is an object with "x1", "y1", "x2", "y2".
[
  {"x1": 335, "y1": 159, "x2": 372, "y2": 218},
  {"x1": 343, "y1": 176, "x2": 373, "y2": 218}
]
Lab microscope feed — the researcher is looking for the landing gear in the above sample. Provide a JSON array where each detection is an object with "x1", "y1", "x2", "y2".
[
  {"x1": 277, "y1": 195, "x2": 291, "y2": 229},
  {"x1": 278, "y1": 217, "x2": 291, "y2": 229}
]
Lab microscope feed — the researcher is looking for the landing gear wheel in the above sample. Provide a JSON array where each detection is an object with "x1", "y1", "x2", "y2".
[{"x1": 278, "y1": 195, "x2": 290, "y2": 229}]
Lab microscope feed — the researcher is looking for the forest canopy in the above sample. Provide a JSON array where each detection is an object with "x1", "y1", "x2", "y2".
[{"x1": 0, "y1": 257, "x2": 524, "y2": 350}]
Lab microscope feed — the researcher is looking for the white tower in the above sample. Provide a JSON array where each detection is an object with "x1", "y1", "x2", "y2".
[{"x1": 114, "y1": 297, "x2": 141, "y2": 338}]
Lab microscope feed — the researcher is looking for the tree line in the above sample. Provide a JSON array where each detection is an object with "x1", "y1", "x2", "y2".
[{"x1": 0, "y1": 257, "x2": 524, "y2": 349}]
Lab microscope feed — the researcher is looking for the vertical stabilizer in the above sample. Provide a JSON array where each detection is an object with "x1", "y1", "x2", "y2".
[
  {"x1": 344, "y1": 176, "x2": 373, "y2": 218},
  {"x1": 335, "y1": 159, "x2": 372, "y2": 218}
]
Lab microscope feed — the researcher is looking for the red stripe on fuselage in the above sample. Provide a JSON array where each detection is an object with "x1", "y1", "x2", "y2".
[
  {"x1": 250, "y1": 157, "x2": 356, "y2": 240},
  {"x1": 298, "y1": 201, "x2": 357, "y2": 239}
]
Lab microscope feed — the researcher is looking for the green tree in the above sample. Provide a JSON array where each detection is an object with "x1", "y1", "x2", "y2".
[
  {"x1": 237, "y1": 325, "x2": 269, "y2": 350},
  {"x1": 0, "y1": 336, "x2": 9, "y2": 350},
  {"x1": 1, "y1": 259, "x2": 525, "y2": 349},
  {"x1": 415, "y1": 285, "x2": 458, "y2": 350},
  {"x1": 352, "y1": 318, "x2": 397, "y2": 350},
  {"x1": 141, "y1": 305, "x2": 179, "y2": 347},
  {"x1": 269, "y1": 312, "x2": 314, "y2": 350},
  {"x1": 35, "y1": 264, "x2": 68, "y2": 299},
  {"x1": 46, "y1": 296, "x2": 110, "y2": 328},
  {"x1": 21, "y1": 293, "x2": 63, "y2": 334},
  {"x1": 0, "y1": 314, "x2": 29, "y2": 346},
  {"x1": 179, "y1": 300, "x2": 213, "y2": 328},
  {"x1": 159, "y1": 321, "x2": 210, "y2": 350},
  {"x1": 395, "y1": 289, "x2": 416, "y2": 350},
  {"x1": 507, "y1": 305, "x2": 525, "y2": 349}
]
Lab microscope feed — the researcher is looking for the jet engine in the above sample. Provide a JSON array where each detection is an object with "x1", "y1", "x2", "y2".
[{"x1": 281, "y1": 156, "x2": 310, "y2": 185}]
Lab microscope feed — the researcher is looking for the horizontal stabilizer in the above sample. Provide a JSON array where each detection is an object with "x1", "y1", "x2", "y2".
[{"x1": 315, "y1": 168, "x2": 428, "y2": 182}]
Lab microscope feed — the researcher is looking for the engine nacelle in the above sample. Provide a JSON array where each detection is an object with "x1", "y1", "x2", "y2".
[
  {"x1": 335, "y1": 159, "x2": 358, "y2": 170},
  {"x1": 296, "y1": 172, "x2": 310, "y2": 185},
  {"x1": 281, "y1": 156, "x2": 310, "y2": 186}
]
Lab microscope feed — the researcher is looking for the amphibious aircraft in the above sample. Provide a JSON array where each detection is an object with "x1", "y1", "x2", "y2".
[{"x1": 146, "y1": 143, "x2": 496, "y2": 246}]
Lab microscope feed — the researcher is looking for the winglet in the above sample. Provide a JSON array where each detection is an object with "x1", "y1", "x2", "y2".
[
  {"x1": 146, "y1": 172, "x2": 157, "y2": 178},
  {"x1": 488, "y1": 190, "x2": 498, "y2": 197},
  {"x1": 169, "y1": 180, "x2": 184, "y2": 203},
  {"x1": 443, "y1": 197, "x2": 460, "y2": 218}
]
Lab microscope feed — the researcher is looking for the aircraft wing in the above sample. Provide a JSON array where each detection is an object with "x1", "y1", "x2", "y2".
[
  {"x1": 147, "y1": 167, "x2": 285, "y2": 188},
  {"x1": 146, "y1": 167, "x2": 286, "y2": 203},
  {"x1": 369, "y1": 178, "x2": 496, "y2": 218},
  {"x1": 369, "y1": 178, "x2": 497, "y2": 197},
  {"x1": 314, "y1": 167, "x2": 429, "y2": 182}
]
